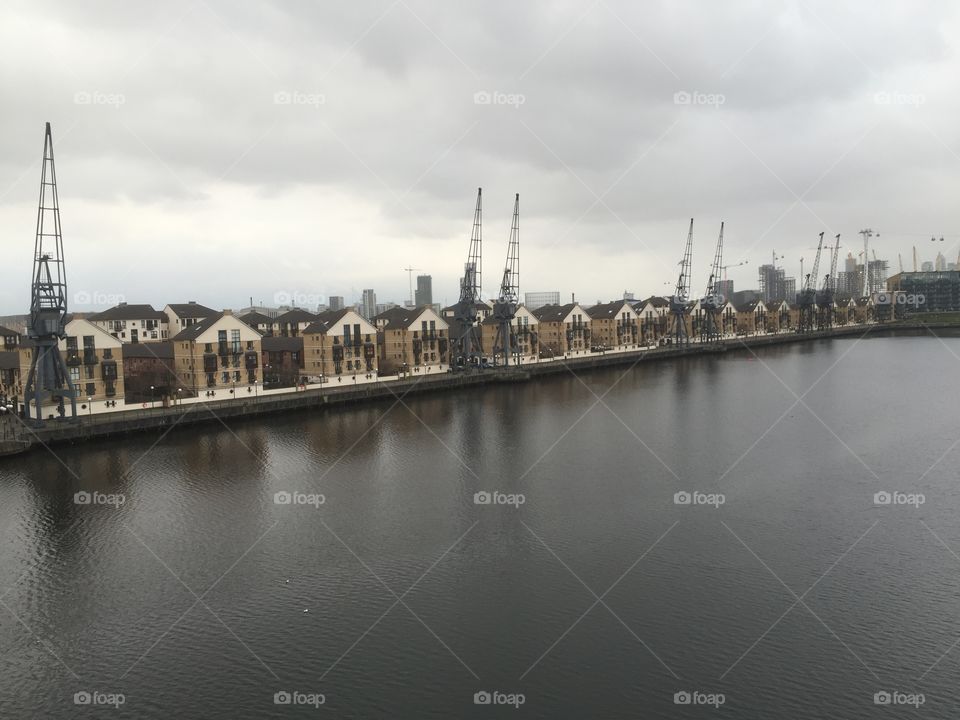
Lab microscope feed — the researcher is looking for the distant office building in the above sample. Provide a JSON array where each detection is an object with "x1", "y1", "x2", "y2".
[
  {"x1": 716, "y1": 279, "x2": 734, "y2": 299},
  {"x1": 836, "y1": 271, "x2": 859, "y2": 297},
  {"x1": 888, "y1": 271, "x2": 960, "y2": 312},
  {"x1": 622, "y1": 291, "x2": 635, "y2": 301},
  {"x1": 935, "y1": 252, "x2": 947, "y2": 271},
  {"x1": 922, "y1": 261, "x2": 934, "y2": 272},
  {"x1": 415, "y1": 275, "x2": 433, "y2": 307},
  {"x1": 731, "y1": 289, "x2": 761, "y2": 307},
  {"x1": 361, "y1": 289, "x2": 377, "y2": 320},
  {"x1": 375, "y1": 302, "x2": 397, "y2": 316},
  {"x1": 524, "y1": 291, "x2": 561, "y2": 310},
  {"x1": 328, "y1": 296, "x2": 345, "y2": 311},
  {"x1": 867, "y1": 259, "x2": 888, "y2": 295}
]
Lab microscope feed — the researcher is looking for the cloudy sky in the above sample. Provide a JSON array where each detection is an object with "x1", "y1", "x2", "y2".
[{"x1": 1, "y1": 0, "x2": 958, "y2": 314}]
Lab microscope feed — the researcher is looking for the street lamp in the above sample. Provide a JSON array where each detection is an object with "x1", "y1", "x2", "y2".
[
  {"x1": 150, "y1": 385, "x2": 155, "y2": 409},
  {"x1": 177, "y1": 388, "x2": 182, "y2": 406},
  {"x1": 87, "y1": 397, "x2": 93, "y2": 419}
]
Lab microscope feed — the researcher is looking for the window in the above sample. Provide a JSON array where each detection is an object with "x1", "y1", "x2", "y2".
[
  {"x1": 69, "y1": 367, "x2": 79, "y2": 384},
  {"x1": 234, "y1": 371, "x2": 241, "y2": 382},
  {"x1": 231, "y1": 329, "x2": 241, "y2": 353},
  {"x1": 85, "y1": 366, "x2": 94, "y2": 380},
  {"x1": 221, "y1": 372, "x2": 229, "y2": 384},
  {"x1": 86, "y1": 383, "x2": 95, "y2": 396}
]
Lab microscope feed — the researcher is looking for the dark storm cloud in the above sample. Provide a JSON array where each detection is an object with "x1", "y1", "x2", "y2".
[{"x1": 1, "y1": 0, "x2": 958, "y2": 311}]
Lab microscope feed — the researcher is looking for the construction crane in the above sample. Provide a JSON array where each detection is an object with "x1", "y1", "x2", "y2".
[
  {"x1": 402, "y1": 266, "x2": 421, "y2": 306},
  {"x1": 700, "y1": 221, "x2": 725, "y2": 342},
  {"x1": 668, "y1": 219, "x2": 694, "y2": 345},
  {"x1": 450, "y1": 188, "x2": 483, "y2": 366},
  {"x1": 24, "y1": 123, "x2": 77, "y2": 423},
  {"x1": 816, "y1": 233, "x2": 840, "y2": 329},
  {"x1": 797, "y1": 231, "x2": 824, "y2": 333},
  {"x1": 492, "y1": 194, "x2": 521, "y2": 366},
  {"x1": 858, "y1": 229, "x2": 876, "y2": 296},
  {"x1": 719, "y1": 260, "x2": 747, "y2": 281}
]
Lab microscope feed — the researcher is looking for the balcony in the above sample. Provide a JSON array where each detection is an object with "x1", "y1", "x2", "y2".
[{"x1": 66, "y1": 351, "x2": 81, "y2": 367}]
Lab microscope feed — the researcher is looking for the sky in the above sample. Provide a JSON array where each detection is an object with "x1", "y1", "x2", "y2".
[{"x1": 1, "y1": 0, "x2": 959, "y2": 315}]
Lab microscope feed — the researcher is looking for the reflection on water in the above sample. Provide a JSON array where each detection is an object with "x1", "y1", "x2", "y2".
[{"x1": 2, "y1": 336, "x2": 960, "y2": 718}]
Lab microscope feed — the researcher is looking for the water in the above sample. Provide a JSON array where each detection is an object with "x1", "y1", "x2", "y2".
[{"x1": 2, "y1": 335, "x2": 960, "y2": 718}]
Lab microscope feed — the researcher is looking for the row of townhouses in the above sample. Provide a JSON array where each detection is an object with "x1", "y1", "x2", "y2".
[{"x1": 0, "y1": 295, "x2": 879, "y2": 411}]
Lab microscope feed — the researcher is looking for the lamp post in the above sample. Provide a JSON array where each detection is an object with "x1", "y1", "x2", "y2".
[
  {"x1": 150, "y1": 385, "x2": 155, "y2": 409},
  {"x1": 177, "y1": 388, "x2": 182, "y2": 407},
  {"x1": 87, "y1": 397, "x2": 93, "y2": 419}
]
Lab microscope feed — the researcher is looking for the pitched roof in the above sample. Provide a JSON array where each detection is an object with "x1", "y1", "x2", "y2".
[
  {"x1": 167, "y1": 302, "x2": 217, "y2": 318},
  {"x1": 239, "y1": 311, "x2": 273, "y2": 326},
  {"x1": 639, "y1": 296, "x2": 670, "y2": 308},
  {"x1": 532, "y1": 303, "x2": 580, "y2": 322},
  {"x1": 121, "y1": 341, "x2": 174, "y2": 360},
  {"x1": 0, "y1": 325, "x2": 20, "y2": 337},
  {"x1": 172, "y1": 313, "x2": 225, "y2": 341},
  {"x1": 586, "y1": 300, "x2": 633, "y2": 319},
  {"x1": 375, "y1": 306, "x2": 435, "y2": 331},
  {"x1": 275, "y1": 309, "x2": 317, "y2": 324},
  {"x1": 735, "y1": 300, "x2": 764, "y2": 312},
  {"x1": 90, "y1": 304, "x2": 166, "y2": 321}
]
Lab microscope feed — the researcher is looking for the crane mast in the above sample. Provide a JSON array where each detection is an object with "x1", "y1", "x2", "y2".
[
  {"x1": 450, "y1": 188, "x2": 483, "y2": 366},
  {"x1": 24, "y1": 122, "x2": 77, "y2": 423},
  {"x1": 797, "y1": 231, "x2": 824, "y2": 333},
  {"x1": 492, "y1": 194, "x2": 521, "y2": 366},
  {"x1": 817, "y1": 233, "x2": 840, "y2": 329},
  {"x1": 668, "y1": 219, "x2": 694, "y2": 345},
  {"x1": 700, "y1": 221, "x2": 725, "y2": 341}
]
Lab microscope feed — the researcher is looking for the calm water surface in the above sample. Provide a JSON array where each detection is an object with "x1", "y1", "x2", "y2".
[{"x1": 2, "y1": 335, "x2": 960, "y2": 718}]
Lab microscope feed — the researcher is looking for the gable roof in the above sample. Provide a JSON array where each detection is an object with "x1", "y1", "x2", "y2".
[
  {"x1": 531, "y1": 303, "x2": 583, "y2": 322},
  {"x1": 90, "y1": 304, "x2": 166, "y2": 321},
  {"x1": 586, "y1": 300, "x2": 635, "y2": 319},
  {"x1": 172, "y1": 313, "x2": 224, "y2": 341},
  {"x1": 0, "y1": 325, "x2": 20, "y2": 337},
  {"x1": 167, "y1": 302, "x2": 217, "y2": 318},
  {"x1": 239, "y1": 311, "x2": 273, "y2": 326},
  {"x1": 375, "y1": 305, "x2": 440, "y2": 332},
  {"x1": 275, "y1": 308, "x2": 318, "y2": 324}
]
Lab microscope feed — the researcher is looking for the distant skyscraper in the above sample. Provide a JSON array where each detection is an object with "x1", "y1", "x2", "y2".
[
  {"x1": 415, "y1": 275, "x2": 433, "y2": 307},
  {"x1": 328, "y1": 295, "x2": 345, "y2": 311},
  {"x1": 716, "y1": 279, "x2": 734, "y2": 300},
  {"x1": 935, "y1": 252, "x2": 947, "y2": 271},
  {"x1": 524, "y1": 291, "x2": 561, "y2": 310},
  {"x1": 361, "y1": 289, "x2": 376, "y2": 319},
  {"x1": 622, "y1": 291, "x2": 635, "y2": 301},
  {"x1": 922, "y1": 261, "x2": 934, "y2": 272}
]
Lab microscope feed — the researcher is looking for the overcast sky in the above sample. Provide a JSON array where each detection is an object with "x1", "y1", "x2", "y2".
[{"x1": 1, "y1": 0, "x2": 959, "y2": 314}]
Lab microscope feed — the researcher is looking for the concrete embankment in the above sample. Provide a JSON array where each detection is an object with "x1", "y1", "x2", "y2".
[{"x1": 0, "y1": 322, "x2": 946, "y2": 458}]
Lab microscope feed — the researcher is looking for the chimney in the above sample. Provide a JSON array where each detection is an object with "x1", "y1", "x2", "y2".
[{"x1": 571, "y1": 292, "x2": 576, "y2": 303}]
